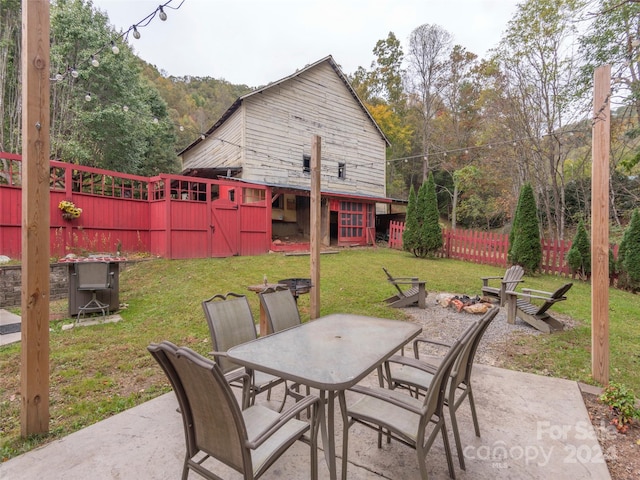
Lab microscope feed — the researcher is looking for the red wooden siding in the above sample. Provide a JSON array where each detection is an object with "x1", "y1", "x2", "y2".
[{"x1": 0, "y1": 153, "x2": 271, "y2": 259}]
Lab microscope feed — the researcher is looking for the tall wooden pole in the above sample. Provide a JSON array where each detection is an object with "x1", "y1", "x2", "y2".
[
  {"x1": 591, "y1": 65, "x2": 610, "y2": 386},
  {"x1": 21, "y1": 0, "x2": 51, "y2": 435},
  {"x1": 309, "y1": 135, "x2": 321, "y2": 319}
]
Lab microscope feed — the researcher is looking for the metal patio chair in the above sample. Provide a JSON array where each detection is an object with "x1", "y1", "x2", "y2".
[
  {"x1": 76, "y1": 261, "x2": 112, "y2": 322},
  {"x1": 382, "y1": 307, "x2": 500, "y2": 471},
  {"x1": 147, "y1": 341, "x2": 320, "y2": 480},
  {"x1": 202, "y1": 292, "x2": 287, "y2": 411},
  {"x1": 258, "y1": 285, "x2": 301, "y2": 334},
  {"x1": 342, "y1": 337, "x2": 465, "y2": 480}
]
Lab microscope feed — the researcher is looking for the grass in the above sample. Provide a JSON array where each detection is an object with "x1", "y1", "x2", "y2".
[{"x1": 1, "y1": 247, "x2": 639, "y2": 460}]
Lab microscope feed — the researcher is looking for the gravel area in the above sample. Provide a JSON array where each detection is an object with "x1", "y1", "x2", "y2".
[{"x1": 400, "y1": 292, "x2": 575, "y2": 366}]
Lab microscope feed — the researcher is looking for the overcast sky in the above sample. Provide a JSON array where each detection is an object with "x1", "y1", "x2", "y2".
[{"x1": 90, "y1": 0, "x2": 522, "y2": 87}]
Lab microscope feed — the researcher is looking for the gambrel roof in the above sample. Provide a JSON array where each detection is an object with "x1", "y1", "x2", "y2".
[{"x1": 178, "y1": 55, "x2": 389, "y2": 156}]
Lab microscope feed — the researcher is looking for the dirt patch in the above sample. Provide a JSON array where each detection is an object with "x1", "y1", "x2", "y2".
[{"x1": 582, "y1": 392, "x2": 640, "y2": 480}]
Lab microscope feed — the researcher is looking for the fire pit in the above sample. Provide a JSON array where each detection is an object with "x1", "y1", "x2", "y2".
[
  {"x1": 437, "y1": 293, "x2": 492, "y2": 314},
  {"x1": 277, "y1": 278, "x2": 312, "y2": 303}
]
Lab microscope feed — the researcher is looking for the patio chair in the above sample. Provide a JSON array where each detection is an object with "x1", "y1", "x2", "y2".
[
  {"x1": 147, "y1": 341, "x2": 320, "y2": 480},
  {"x1": 202, "y1": 292, "x2": 287, "y2": 411},
  {"x1": 258, "y1": 285, "x2": 301, "y2": 334},
  {"x1": 76, "y1": 261, "x2": 112, "y2": 322},
  {"x1": 480, "y1": 264, "x2": 524, "y2": 306},
  {"x1": 382, "y1": 267, "x2": 427, "y2": 309},
  {"x1": 382, "y1": 307, "x2": 500, "y2": 470},
  {"x1": 505, "y1": 283, "x2": 573, "y2": 333},
  {"x1": 342, "y1": 337, "x2": 464, "y2": 480}
]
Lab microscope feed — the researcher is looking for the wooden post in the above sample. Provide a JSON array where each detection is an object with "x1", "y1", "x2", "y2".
[
  {"x1": 591, "y1": 65, "x2": 610, "y2": 386},
  {"x1": 309, "y1": 135, "x2": 321, "y2": 319},
  {"x1": 21, "y1": 0, "x2": 51, "y2": 435}
]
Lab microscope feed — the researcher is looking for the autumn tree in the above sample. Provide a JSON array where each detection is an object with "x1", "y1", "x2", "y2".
[
  {"x1": 405, "y1": 24, "x2": 452, "y2": 181},
  {"x1": 495, "y1": 0, "x2": 582, "y2": 240}
]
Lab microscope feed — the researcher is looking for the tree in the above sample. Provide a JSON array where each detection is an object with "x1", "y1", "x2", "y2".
[
  {"x1": 418, "y1": 172, "x2": 444, "y2": 257},
  {"x1": 566, "y1": 219, "x2": 591, "y2": 279},
  {"x1": 495, "y1": 0, "x2": 582, "y2": 240},
  {"x1": 404, "y1": 173, "x2": 442, "y2": 258},
  {"x1": 405, "y1": 24, "x2": 452, "y2": 180},
  {"x1": 618, "y1": 209, "x2": 640, "y2": 292},
  {"x1": 402, "y1": 184, "x2": 420, "y2": 254},
  {"x1": 509, "y1": 183, "x2": 542, "y2": 272}
]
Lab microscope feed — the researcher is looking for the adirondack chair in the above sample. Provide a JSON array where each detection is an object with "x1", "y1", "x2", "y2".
[
  {"x1": 382, "y1": 267, "x2": 427, "y2": 309},
  {"x1": 480, "y1": 265, "x2": 525, "y2": 306},
  {"x1": 505, "y1": 283, "x2": 573, "y2": 333}
]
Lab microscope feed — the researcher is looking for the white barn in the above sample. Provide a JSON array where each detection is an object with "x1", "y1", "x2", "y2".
[{"x1": 179, "y1": 55, "x2": 390, "y2": 247}]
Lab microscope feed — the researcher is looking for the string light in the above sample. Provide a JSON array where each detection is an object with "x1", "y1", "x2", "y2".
[
  {"x1": 123, "y1": 105, "x2": 129, "y2": 112},
  {"x1": 84, "y1": 92, "x2": 92, "y2": 102},
  {"x1": 50, "y1": 1, "x2": 185, "y2": 83}
]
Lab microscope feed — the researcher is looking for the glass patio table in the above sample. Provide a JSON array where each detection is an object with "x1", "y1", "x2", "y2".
[{"x1": 227, "y1": 313, "x2": 422, "y2": 480}]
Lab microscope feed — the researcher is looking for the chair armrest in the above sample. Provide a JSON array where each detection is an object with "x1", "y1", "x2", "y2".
[
  {"x1": 521, "y1": 288, "x2": 552, "y2": 296},
  {"x1": 481, "y1": 275, "x2": 502, "y2": 286},
  {"x1": 349, "y1": 385, "x2": 423, "y2": 415},
  {"x1": 506, "y1": 290, "x2": 558, "y2": 302},
  {"x1": 390, "y1": 279, "x2": 426, "y2": 285},
  {"x1": 246, "y1": 394, "x2": 320, "y2": 449},
  {"x1": 386, "y1": 354, "x2": 438, "y2": 374},
  {"x1": 412, "y1": 337, "x2": 450, "y2": 358}
]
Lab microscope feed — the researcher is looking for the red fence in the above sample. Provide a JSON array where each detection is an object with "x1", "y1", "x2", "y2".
[
  {"x1": 387, "y1": 221, "x2": 613, "y2": 278},
  {"x1": 0, "y1": 152, "x2": 271, "y2": 259}
]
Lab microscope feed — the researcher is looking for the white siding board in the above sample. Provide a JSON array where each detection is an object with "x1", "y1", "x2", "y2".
[{"x1": 182, "y1": 59, "x2": 386, "y2": 198}]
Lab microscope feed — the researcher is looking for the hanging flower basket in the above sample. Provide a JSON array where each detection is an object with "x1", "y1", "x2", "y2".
[{"x1": 58, "y1": 200, "x2": 82, "y2": 220}]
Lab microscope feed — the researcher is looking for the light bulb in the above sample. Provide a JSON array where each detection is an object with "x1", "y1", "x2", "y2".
[
  {"x1": 158, "y1": 6, "x2": 167, "y2": 21},
  {"x1": 513, "y1": 142, "x2": 517, "y2": 147},
  {"x1": 153, "y1": 117, "x2": 159, "y2": 124},
  {"x1": 91, "y1": 56, "x2": 99, "y2": 67},
  {"x1": 132, "y1": 26, "x2": 141, "y2": 39},
  {"x1": 123, "y1": 105, "x2": 129, "y2": 112},
  {"x1": 179, "y1": 125, "x2": 184, "y2": 131},
  {"x1": 200, "y1": 134, "x2": 206, "y2": 140},
  {"x1": 111, "y1": 41, "x2": 119, "y2": 54},
  {"x1": 71, "y1": 68, "x2": 79, "y2": 78},
  {"x1": 85, "y1": 93, "x2": 92, "y2": 102},
  {"x1": 55, "y1": 73, "x2": 63, "y2": 81}
]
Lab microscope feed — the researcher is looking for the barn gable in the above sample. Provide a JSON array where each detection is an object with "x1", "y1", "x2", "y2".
[{"x1": 180, "y1": 55, "x2": 388, "y2": 199}]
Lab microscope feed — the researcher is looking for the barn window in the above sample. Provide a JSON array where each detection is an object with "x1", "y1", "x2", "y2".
[
  {"x1": 243, "y1": 187, "x2": 265, "y2": 204},
  {"x1": 338, "y1": 162, "x2": 346, "y2": 179},
  {"x1": 303, "y1": 154, "x2": 311, "y2": 174}
]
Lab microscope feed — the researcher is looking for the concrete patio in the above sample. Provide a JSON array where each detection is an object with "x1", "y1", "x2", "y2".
[{"x1": 0, "y1": 362, "x2": 610, "y2": 479}]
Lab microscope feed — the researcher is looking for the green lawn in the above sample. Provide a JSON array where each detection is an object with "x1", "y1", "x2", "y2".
[{"x1": 1, "y1": 247, "x2": 638, "y2": 459}]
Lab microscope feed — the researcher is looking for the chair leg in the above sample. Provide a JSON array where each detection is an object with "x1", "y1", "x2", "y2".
[
  {"x1": 440, "y1": 418, "x2": 457, "y2": 480},
  {"x1": 467, "y1": 388, "x2": 481, "y2": 437},
  {"x1": 341, "y1": 419, "x2": 350, "y2": 480},
  {"x1": 448, "y1": 391, "x2": 466, "y2": 470}
]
